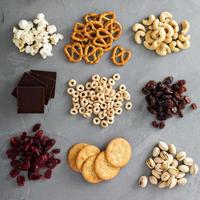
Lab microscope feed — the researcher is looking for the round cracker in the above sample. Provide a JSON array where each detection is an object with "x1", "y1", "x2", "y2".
[
  {"x1": 106, "y1": 137, "x2": 132, "y2": 168},
  {"x1": 76, "y1": 145, "x2": 100, "y2": 171},
  {"x1": 67, "y1": 143, "x2": 88, "y2": 172},
  {"x1": 82, "y1": 154, "x2": 103, "y2": 184},
  {"x1": 94, "y1": 151, "x2": 120, "y2": 180}
]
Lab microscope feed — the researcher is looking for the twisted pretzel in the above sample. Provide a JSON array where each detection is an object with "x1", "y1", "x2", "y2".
[
  {"x1": 104, "y1": 20, "x2": 122, "y2": 41},
  {"x1": 84, "y1": 21, "x2": 103, "y2": 39},
  {"x1": 64, "y1": 42, "x2": 83, "y2": 62},
  {"x1": 99, "y1": 11, "x2": 116, "y2": 25},
  {"x1": 111, "y1": 45, "x2": 132, "y2": 66},
  {"x1": 84, "y1": 44, "x2": 104, "y2": 64},
  {"x1": 84, "y1": 12, "x2": 100, "y2": 22}
]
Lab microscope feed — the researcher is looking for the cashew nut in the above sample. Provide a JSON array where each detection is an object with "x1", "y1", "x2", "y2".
[
  {"x1": 154, "y1": 29, "x2": 166, "y2": 43},
  {"x1": 169, "y1": 19, "x2": 179, "y2": 32},
  {"x1": 172, "y1": 32, "x2": 178, "y2": 40},
  {"x1": 163, "y1": 36, "x2": 172, "y2": 44},
  {"x1": 132, "y1": 23, "x2": 146, "y2": 32},
  {"x1": 142, "y1": 14, "x2": 156, "y2": 26},
  {"x1": 134, "y1": 30, "x2": 145, "y2": 44},
  {"x1": 169, "y1": 41, "x2": 180, "y2": 52},
  {"x1": 160, "y1": 11, "x2": 173, "y2": 23},
  {"x1": 152, "y1": 19, "x2": 163, "y2": 30},
  {"x1": 143, "y1": 41, "x2": 158, "y2": 50},
  {"x1": 145, "y1": 30, "x2": 154, "y2": 43},
  {"x1": 155, "y1": 43, "x2": 170, "y2": 56},
  {"x1": 181, "y1": 20, "x2": 190, "y2": 35},
  {"x1": 163, "y1": 23, "x2": 174, "y2": 37},
  {"x1": 178, "y1": 33, "x2": 190, "y2": 42},
  {"x1": 176, "y1": 40, "x2": 190, "y2": 49}
]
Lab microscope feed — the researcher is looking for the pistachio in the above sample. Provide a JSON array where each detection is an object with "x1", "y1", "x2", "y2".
[
  {"x1": 158, "y1": 181, "x2": 167, "y2": 188},
  {"x1": 183, "y1": 157, "x2": 193, "y2": 166},
  {"x1": 178, "y1": 165, "x2": 189, "y2": 173},
  {"x1": 153, "y1": 147, "x2": 160, "y2": 157},
  {"x1": 149, "y1": 176, "x2": 158, "y2": 185},
  {"x1": 162, "y1": 160, "x2": 170, "y2": 171},
  {"x1": 171, "y1": 159, "x2": 178, "y2": 168},
  {"x1": 167, "y1": 154, "x2": 174, "y2": 165},
  {"x1": 158, "y1": 141, "x2": 169, "y2": 151},
  {"x1": 177, "y1": 178, "x2": 187, "y2": 185},
  {"x1": 190, "y1": 163, "x2": 198, "y2": 175},
  {"x1": 176, "y1": 151, "x2": 187, "y2": 161},
  {"x1": 154, "y1": 156, "x2": 164, "y2": 164},
  {"x1": 176, "y1": 172, "x2": 185, "y2": 179},
  {"x1": 168, "y1": 166, "x2": 179, "y2": 175},
  {"x1": 160, "y1": 151, "x2": 169, "y2": 160},
  {"x1": 168, "y1": 144, "x2": 176, "y2": 155},
  {"x1": 161, "y1": 171, "x2": 170, "y2": 181},
  {"x1": 138, "y1": 176, "x2": 148, "y2": 188},
  {"x1": 152, "y1": 169, "x2": 161, "y2": 179},
  {"x1": 146, "y1": 158, "x2": 156, "y2": 169},
  {"x1": 155, "y1": 164, "x2": 163, "y2": 173},
  {"x1": 168, "y1": 176, "x2": 177, "y2": 189}
]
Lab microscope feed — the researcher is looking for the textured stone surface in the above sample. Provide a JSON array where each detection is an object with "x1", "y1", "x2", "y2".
[{"x1": 0, "y1": 0, "x2": 200, "y2": 200}]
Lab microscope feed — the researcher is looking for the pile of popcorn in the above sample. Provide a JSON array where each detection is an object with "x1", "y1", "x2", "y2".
[{"x1": 12, "y1": 13, "x2": 64, "y2": 59}]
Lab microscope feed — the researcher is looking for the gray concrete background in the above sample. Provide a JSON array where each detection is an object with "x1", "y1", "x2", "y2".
[{"x1": 0, "y1": 0, "x2": 200, "y2": 200}]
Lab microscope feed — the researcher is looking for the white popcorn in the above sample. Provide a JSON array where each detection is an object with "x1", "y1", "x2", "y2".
[{"x1": 12, "y1": 13, "x2": 64, "y2": 59}]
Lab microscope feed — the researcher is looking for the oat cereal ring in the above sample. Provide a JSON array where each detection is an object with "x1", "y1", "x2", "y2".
[
  {"x1": 68, "y1": 79, "x2": 77, "y2": 87},
  {"x1": 84, "y1": 44, "x2": 104, "y2": 64},
  {"x1": 125, "y1": 102, "x2": 133, "y2": 110},
  {"x1": 112, "y1": 73, "x2": 120, "y2": 81},
  {"x1": 84, "y1": 12, "x2": 100, "y2": 23},
  {"x1": 104, "y1": 20, "x2": 122, "y2": 40},
  {"x1": 99, "y1": 11, "x2": 116, "y2": 25},
  {"x1": 92, "y1": 74, "x2": 100, "y2": 82},
  {"x1": 93, "y1": 117, "x2": 101, "y2": 125},
  {"x1": 64, "y1": 42, "x2": 83, "y2": 62},
  {"x1": 67, "y1": 88, "x2": 75, "y2": 95},
  {"x1": 70, "y1": 108, "x2": 78, "y2": 115},
  {"x1": 111, "y1": 45, "x2": 132, "y2": 66}
]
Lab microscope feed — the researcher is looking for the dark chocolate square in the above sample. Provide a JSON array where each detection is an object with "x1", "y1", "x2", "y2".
[
  {"x1": 12, "y1": 72, "x2": 47, "y2": 98},
  {"x1": 30, "y1": 70, "x2": 57, "y2": 98},
  {"x1": 30, "y1": 72, "x2": 55, "y2": 105},
  {"x1": 17, "y1": 87, "x2": 45, "y2": 113}
]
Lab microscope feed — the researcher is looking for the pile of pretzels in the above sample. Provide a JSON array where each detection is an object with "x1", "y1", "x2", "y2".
[
  {"x1": 64, "y1": 11, "x2": 123, "y2": 64},
  {"x1": 132, "y1": 11, "x2": 190, "y2": 56}
]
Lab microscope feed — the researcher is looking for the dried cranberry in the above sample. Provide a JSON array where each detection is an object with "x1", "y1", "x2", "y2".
[
  {"x1": 159, "y1": 122, "x2": 165, "y2": 129},
  {"x1": 184, "y1": 96, "x2": 191, "y2": 104},
  {"x1": 20, "y1": 132, "x2": 27, "y2": 140},
  {"x1": 11, "y1": 160, "x2": 21, "y2": 168},
  {"x1": 17, "y1": 176, "x2": 25, "y2": 186},
  {"x1": 44, "y1": 169, "x2": 52, "y2": 179},
  {"x1": 52, "y1": 149, "x2": 60, "y2": 154},
  {"x1": 152, "y1": 121, "x2": 159, "y2": 128},
  {"x1": 32, "y1": 123, "x2": 41, "y2": 132},
  {"x1": 35, "y1": 130, "x2": 44, "y2": 138},
  {"x1": 21, "y1": 161, "x2": 30, "y2": 171},
  {"x1": 10, "y1": 168, "x2": 20, "y2": 178},
  {"x1": 191, "y1": 103, "x2": 197, "y2": 110}
]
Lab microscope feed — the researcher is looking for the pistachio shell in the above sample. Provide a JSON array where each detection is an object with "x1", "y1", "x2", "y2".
[
  {"x1": 168, "y1": 144, "x2": 176, "y2": 155},
  {"x1": 149, "y1": 176, "x2": 158, "y2": 185},
  {"x1": 146, "y1": 158, "x2": 156, "y2": 169},
  {"x1": 177, "y1": 178, "x2": 187, "y2": 185},
  {"x1": 190, "y1": 163, "x2": 198, "y2": 175},
  {"x1": 158, "y1": 141, "x2": 169, "y2": 151},
  {"x1": 153, "y1": 147, "x2": 160, "y2": 157},
  {"x1": 138, "y1": 176, "x2": 148, "y2": 188},
  {"x1": 176, "y1": 172, "x2": 185, "y2": 179},
  {"x1": 178, "y1": 165, "x2": 189, "y2": 173},
  {"x1": 161, "y1": 172, "x2": 170, "y2": 181},
  {"x1": 183, "y1": 157, "x2": 193, "y2": 166},
  {"x1": 176, "y1": 151, "x2": 187, "y2": 161}
]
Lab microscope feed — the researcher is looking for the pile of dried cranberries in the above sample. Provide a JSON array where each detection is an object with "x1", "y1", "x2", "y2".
[
  {"x1": 142, "y1": 76, "x2": 197, "y2": 129},
  {"x1": 6, "y1": 124, "x2": 61, "y2": 186}
]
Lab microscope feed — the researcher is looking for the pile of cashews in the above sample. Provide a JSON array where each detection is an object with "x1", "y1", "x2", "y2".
[{"x1": 132, "y1": 11, "x2": 190, "y2": 56}]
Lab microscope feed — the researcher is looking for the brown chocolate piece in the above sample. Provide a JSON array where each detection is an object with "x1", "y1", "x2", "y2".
[
  {"x1": 17, "y1": 87, "x2": 45, "y2": 113},
  {"x1": 30, "y1": 72, "x2": 55, "y2": 105},
  {"x1": 12, "y1": 73, "x2": 47, "y2": 97},
  {"x1": 30, "y1": 70, "x2": 57, "y2": 98}
]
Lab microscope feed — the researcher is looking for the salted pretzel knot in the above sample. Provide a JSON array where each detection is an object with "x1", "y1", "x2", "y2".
[{"x1": 111, "y1": 45, "x2": 132, "y2": 66}]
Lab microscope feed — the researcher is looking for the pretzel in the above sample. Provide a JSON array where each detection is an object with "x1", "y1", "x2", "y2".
[
  {"x1": 111, "y1": 45, "x2": 132, "y2": 66},
  {"x1": 73, "y1": 22, "x2": 85, "y2": 32},
  {"x1": 93, "y1": 28, "x2": 113, "y2": 49},
  {"x1": 99, "y1": 11, "x2": 116, "y2": 25},
  {"x1": 71, "y1": 29, "x2": 88, "y2": 43},
  {"x1": 64, "y1": 42, "x2": 83, "y2": 62},
  {"x1": 84, "y1": 21, "x2": 103, "y2": 39},
  {"x1": 84, "y1": 12, "x2": 100, "y2": 22},
  {"x1": 104, "y1": 20, "x2": 122, "y2": 41},
  {"x1": 83, "y1": 44, "x2": 104, "y2": 64}
]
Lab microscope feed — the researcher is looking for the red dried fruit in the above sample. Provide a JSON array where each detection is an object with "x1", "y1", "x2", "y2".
[
  {"x1": 20, "y1": 132, "x2": 27, "y2": 140},
  {"x1": 35, "y1": 130, "x2": 43, "y2": 138},
  {"x1": 21, "y1": 161, "x2": 30, "y2": 171},
  {"x1": 52, "y1": 149, "x2": 60, "y2": 154},
  {"x1": 191, "y1": 103, "x2": 197, "y2": 110},
  {"x1": 10, "y1": 168, "x2": 20, "y2": 178},
  {"x1": 10, "y1": 160, "x2": 21, "y2": 168},
  {"x1": 32, "y1": 123, "x2": 41, "y2": 132},
  {"x1": 44, "y1": 169, "x2": 52, "y2": 179},
  {"x1": 17, "y1": 176, "x2": 25, "y2": 186}
]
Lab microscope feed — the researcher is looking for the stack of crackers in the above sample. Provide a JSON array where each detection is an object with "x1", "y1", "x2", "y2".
[{"x1": 67, "y1": 137, "x2": 132, "y2": 184}]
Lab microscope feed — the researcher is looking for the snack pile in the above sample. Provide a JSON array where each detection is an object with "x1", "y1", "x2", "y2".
[
  {"x1": 138, "y1": 141, "x2": 198, "y2": 189},
  {"x1": 64, "y1": 11, "x2": 124, "y2": 64},
  {"x1": 132, "y1": 11, "x2": 190, "y2": 56},
  {"x1": 142, "y1": 76, "x2": 196, "y2": 129},
  {"x1": 6, "y1": 124, "x2": 61, "y2": 186},
  {"x1": 12, "y1": 13, "x2": 63, "y2": 59},
  {"x1": 67, "y1": 73, "x2": 133, "y2": 128},
  {"x1": 67, "y1": 137, "x2": 132, "y2": 184},
  {"x1": 12, "y1": 70, "x2": 56, "y2": 113}
]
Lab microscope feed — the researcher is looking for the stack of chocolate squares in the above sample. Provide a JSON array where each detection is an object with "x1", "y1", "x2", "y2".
[{"x1": 12, "y1": 70, "x2": 57, "y2": 113}]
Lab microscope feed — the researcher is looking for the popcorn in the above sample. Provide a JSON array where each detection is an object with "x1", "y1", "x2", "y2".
[{"x1": 12, "y1": 13, "x2": 63, "y2": 59}]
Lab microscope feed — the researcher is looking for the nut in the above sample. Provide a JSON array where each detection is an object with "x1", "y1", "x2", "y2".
[
  {"x1": 161, "y1": 172, "x2": 170, "y2": 181},
  {"x1": 132, "y1": 23, "x2": 146, "y2": 32},
  {"x1": 138, "y1": 176, "x2": 148, "y2": 188},
  {"x1": 134, "y1": 30, "x2": 145, "y2": 44},
  {"x1": 190, "y1": 163, "x2": 198, "y2": 175},
  {"x1": 176, "y1": 172, "x2": 185, "y2": 179},
  {"x1": 152, "y1": 169, "x2": 161, "y2": 179},
  {"x1": 168, "y1": 166, "x2": 179, "y2": 175},
  {"x1": 158, "y1": 181, "x2": 167, "y2": 188},
  {"x1": 171, "y1": 159, "x2": 178, "y2": 168},
  {"x1": 168, "y1": 176, "x2": 177, "y2": 189},
  {"x1": 146, "y1": 158, "x2": 156, "y2": 169},
  {"x1": 154, "y1": 156, "x2": 164, "y2": 164},
  {"x1": 181, "y1": 20, "x2": 190, "y2": 35},
  {"x1": 158, "y1": 141, "x2": 169, "y2": 151},
  {"x1": 160, "y1": 151, "x2": 169, "y2": 160},
  {"x1": 178, "y1": 165, "x2": 190, "y2": 173},
  {"x1": 162, "y1": 160, "x2": 170, "y2": 171},
  {"x1": 183, "y1": 157, "x2": 193, "y2": 166},
  {"x1": 153, "y1": 147, "x2": 160, "y2": 157},
  {"x1": 177, "y1": 178, "x2": 187, "y2": 186},
  {"x1": 149, "y1": 176, "x2": 158, "y2": 185},
  {"x1": 168, "y1": 144, "x2": 176, "y2": 155},
  {"x1": 176, "y1": 151, "x2": 187, "y2": 161}
]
